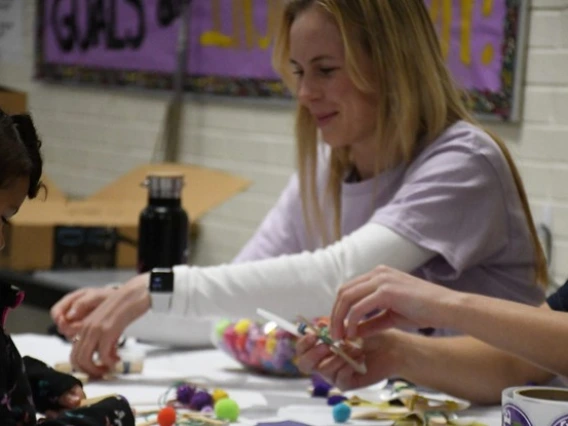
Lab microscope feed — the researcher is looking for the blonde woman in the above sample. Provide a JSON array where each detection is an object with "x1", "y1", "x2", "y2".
[{"x1": 52, "y1": 0, "x2": 546, "y2": 377}]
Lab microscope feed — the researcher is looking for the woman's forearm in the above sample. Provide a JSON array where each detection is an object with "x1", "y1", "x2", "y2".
[
  {"x1": 438, "y1": 291, "x2": 568, "y2": 377},
  {"x1": 396, "y1": 333, "x2": 553, "y2": 405}
]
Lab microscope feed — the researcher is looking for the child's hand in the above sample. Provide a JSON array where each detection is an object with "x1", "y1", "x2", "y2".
[{"x1": 44, "y1": 384, "x2": 86, "y2": 419}]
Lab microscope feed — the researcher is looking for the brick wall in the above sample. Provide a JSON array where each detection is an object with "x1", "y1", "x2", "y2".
[{"x1": 488, "y1": 0, "x2": 568, "y2": 283}]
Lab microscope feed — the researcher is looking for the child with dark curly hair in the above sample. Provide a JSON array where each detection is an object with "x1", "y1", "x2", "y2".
[{"x1": 0, "y1": 108, "x2": 135, "y2": 425}]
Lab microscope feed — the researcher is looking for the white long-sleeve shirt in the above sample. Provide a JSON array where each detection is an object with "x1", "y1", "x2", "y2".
[
  {"x1": 169, "y1": 223, "x2": 433, "y2": 321},
  {"x1": 125, "y1": 224, "x2": 431, "y2": 347}
]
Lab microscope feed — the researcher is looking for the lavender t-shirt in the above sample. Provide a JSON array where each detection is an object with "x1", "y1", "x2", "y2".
[{"x1": 234, "y1": 121, "x2": 545, "y2": 307}]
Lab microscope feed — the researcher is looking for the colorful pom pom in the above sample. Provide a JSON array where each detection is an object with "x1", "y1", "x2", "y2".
[
  {"x1": 234, "y1": 319, "x2": 252, "y2": 334},
  {"x1": 176, "y1": 383, "x2": 196, "y2": 404},
  {"x1": 212, "y1": 388, "x2": 229, "y2": 403},
  {"x1": 332, "y1": 403, "x2": 351, "y2": 423},
  {"x1": 190, "y1": 390, "x2": 213, "y2": 411},
  {"x1": 327, "y1": 394, "x2": 347, "y2": 406},
  {"x1": 313, "y1": 383, "x2": 332, "y2": 397},
  {"x1": 214, "y1": 398, "x2": 240, "y2": 422},
  {"x1": 265, "y1": 336, "x2": 277, "y2": 354},
  {"x1": 217, "y1": 316, "x2": 330, "y2": 377},
  {"x1": 215, "y1": 319, "x2": 232, "y2": 339},
  {"x1": 157, "y1": 406, "x2": 176, "y2": 426},
  {"x1": 201, "y1": 405, "x2": 214, "y2": 414}
]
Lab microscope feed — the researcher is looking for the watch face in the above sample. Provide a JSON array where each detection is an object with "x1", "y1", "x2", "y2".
[{"x1": 150, "y1": 271, "x2": 174, "y2": 293}]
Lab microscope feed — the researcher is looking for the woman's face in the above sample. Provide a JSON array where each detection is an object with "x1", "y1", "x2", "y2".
[
  {"x1": 289, "y1": 5, "x2": 377, "y2": 150},
  {"x1": 0, "y1": 177, "x2": 28, "y2": 251}
]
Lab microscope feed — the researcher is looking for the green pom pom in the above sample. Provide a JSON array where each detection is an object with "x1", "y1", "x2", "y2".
[
  {"x1": 215, "y1": 319, "x2": 232, "y2": 339},
  {"x1": 214, "y1": 398, "x2": 240, "y2": 422}
]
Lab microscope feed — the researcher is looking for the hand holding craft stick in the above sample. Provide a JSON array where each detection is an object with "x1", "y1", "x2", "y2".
[
  {"x1": 256, "y1": 309, "x2": 367, "y2": 374},
  {"x1": 297, "y1": 315, "x2": 367, "y2": 375}
]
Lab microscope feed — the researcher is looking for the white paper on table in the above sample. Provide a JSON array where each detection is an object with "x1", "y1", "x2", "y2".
[
  {"x1": 13, "y1": 334, "x2": 73, "y2": 365},
  {"x1": 277, "y1": 405, "x2": 394, "y2": 426}
]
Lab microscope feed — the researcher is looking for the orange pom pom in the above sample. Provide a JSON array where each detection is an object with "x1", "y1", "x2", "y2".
[{"x1": 157, "y1": 406, "x2": 177, "y2": 426}]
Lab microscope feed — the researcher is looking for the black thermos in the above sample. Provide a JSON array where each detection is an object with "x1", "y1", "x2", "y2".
[{"x1": 137, "y1": 173, "x2": 190, "y2": 273}]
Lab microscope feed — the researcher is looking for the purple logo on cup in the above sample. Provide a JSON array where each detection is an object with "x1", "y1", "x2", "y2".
[
  {"x1": 551, "y1": 415, "x2": 568, "y2": 426},
  {"x1": 502, "y1": 404, "x2": 532, "y2": 426}
]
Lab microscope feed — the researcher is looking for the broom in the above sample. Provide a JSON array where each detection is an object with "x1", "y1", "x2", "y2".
[{"x1": 154, "y1": 0, "x2": 192, "y2": 163}]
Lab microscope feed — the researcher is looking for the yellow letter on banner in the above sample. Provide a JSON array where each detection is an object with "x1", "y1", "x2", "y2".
[
  {"x1": 242, "y1": 0, "x2": 256, "y2": 49},
  {"x1": 481, "y1": 0, "x2": 494, "y2": 66},
  {"x1": 460, "y1": 0, "x2": 473, "y2": 66},
  {"x1": 200, "y1": 0, "x2": 238, "y2": 48},
  {"x1": 256, "y1": 0, "x2": 284, "y2": 50},
  {"x1": 200, "y1": 0, "x2": 283, "y2": 50},
  {"x1": 428, "y1": 0, "x2": 452, "y2": 60}
]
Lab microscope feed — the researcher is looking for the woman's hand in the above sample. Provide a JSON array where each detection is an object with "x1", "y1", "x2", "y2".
[
  {"x1": 295, "y1": 330, "x2": 403, "y2": 391},
  {"x1": 330, "y1": 266, "x2": 459, "y2": 341},
  {"x1": 44, "y1": 384, "x2": 86, "y2": 419},
  {"x1": 51, "y1": 287, "x2": 117, "y2": 339},
  {"x1": 68, "y1": 274, "x2": 151, "y2": 377}
]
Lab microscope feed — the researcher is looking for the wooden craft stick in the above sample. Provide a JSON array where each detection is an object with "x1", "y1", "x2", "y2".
[
  {"x1": 135, "y1": 409, "x2": 160, "y2": 417},
  {"x1": 297, "y1": 315, "x2": 367, "y2": 374},
  {"x1": 180, "y1": 412, "x2": 228, "y2": 426},
  {"x1": 54, "y1": 359, "x2": 144, "y2": 375}
]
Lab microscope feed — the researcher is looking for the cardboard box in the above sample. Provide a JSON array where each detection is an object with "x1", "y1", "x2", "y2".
[
  {"x1": 0, "y1": 86, "x2": 27, "y2": 115},
  {"x1": 1, "y1": 164, "x2": 250, "y2": 271}
]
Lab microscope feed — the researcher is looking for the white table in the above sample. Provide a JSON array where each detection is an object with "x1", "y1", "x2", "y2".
[{"x1": 13, "y1": 334, "x2": 503, "y2": 426}]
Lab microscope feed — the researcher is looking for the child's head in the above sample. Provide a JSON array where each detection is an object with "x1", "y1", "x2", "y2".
[{"x1": 0, "y1": 107, "x2": 44, "y2": 250}]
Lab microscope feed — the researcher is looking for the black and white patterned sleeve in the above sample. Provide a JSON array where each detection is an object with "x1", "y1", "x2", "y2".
[{"x1": 40, "y1": 395, "x2": 135, "y2": 426}]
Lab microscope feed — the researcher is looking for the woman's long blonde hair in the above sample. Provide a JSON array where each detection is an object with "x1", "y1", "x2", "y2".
[{"x1": 272, "y1": 0, "x2": 548, "y2": 287}]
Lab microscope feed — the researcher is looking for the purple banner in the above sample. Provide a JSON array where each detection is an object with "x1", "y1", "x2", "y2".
[
  {"x1": 424, "y1": 0, "x2": 506, "y2": 92},
  {"x1": 43, "y1": 0, "x2": 281, "y2": 79},
  {"x1": 36, "y1": 0, "x2": 527, "y2": 120}
]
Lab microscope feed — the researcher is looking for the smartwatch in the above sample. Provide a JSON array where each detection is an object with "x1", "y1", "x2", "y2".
[{"x1": 149, "y1": 267, "x2": 174, "y2": 312}]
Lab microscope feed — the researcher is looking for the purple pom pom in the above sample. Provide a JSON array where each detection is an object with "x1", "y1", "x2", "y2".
[
  {"x1": 190, "y1": 391, "x2": 213, "y2": 411},
  {"x1": 327, "y1": 395, "x2": 347, "y2": 406},
  {"x1": 313, "y1": 384, "x2": 332, "y2": 397},
  {"x1": 177, "y1": 384, "x2": 196, "y2": 404}
]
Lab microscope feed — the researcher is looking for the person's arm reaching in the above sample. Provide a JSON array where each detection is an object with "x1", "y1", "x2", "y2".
[
  {"x1": 394, "y1": 333, "x2": 554, "y2": 404},
  {"x1": 432, "y1": 290, "x2": 568, "y2": 377},
  {"x1": 331, "y1": 266, "x2": 568, "y2": 378},
  {"x1": 62, "y1": 224, "x2": 435, "y2": 377},
  {"x1": 169, "y1": 223, "x2": 434, "y2": 320},
  {"x1": 296, "y1": 329, "x2": 553, "y2": 405}
]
